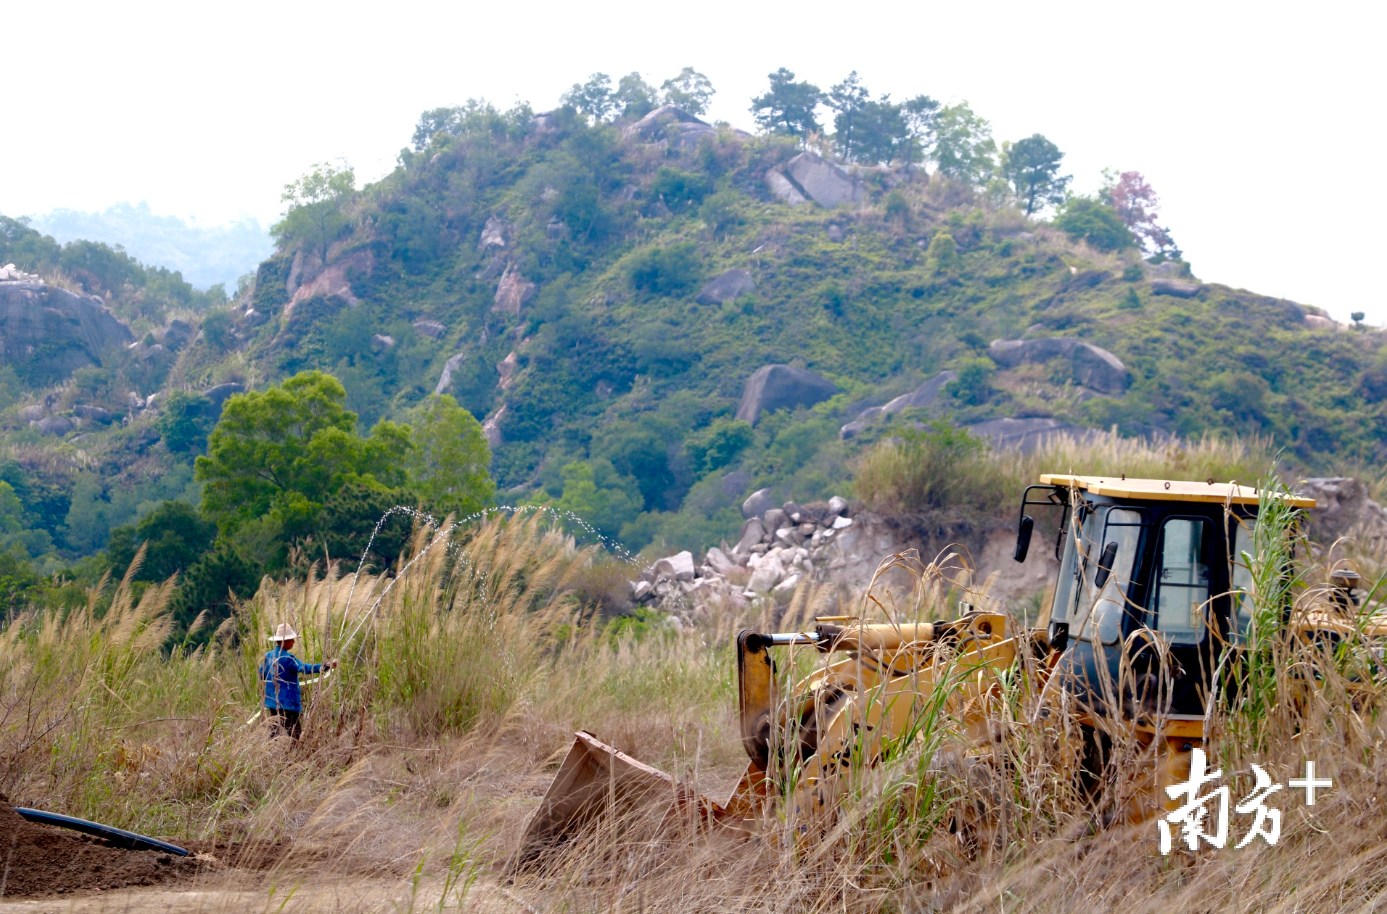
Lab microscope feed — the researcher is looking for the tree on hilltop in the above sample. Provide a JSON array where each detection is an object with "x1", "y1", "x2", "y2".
[
  {"x1": 614, "y1": 72, "x2": 660, "y2": 119},
  {"x1": 999, "y1": 134, "x2": 1071, "y2": 215},
  {"x1": 1102, "y1": 170, "x2": 1177, "y2": 256},
  {"x1": 273, "y1": 162, "x2": 355, "y2": 267},
  {"x1": 412, "y1": 107, "x2": 462, "y2": 151},
  {"x1": 827, "y1": 71, "x2": 871, "y2": 160},
  {"x1": 900, "y1": 95, "x2": 942, "y2": 170},
  {"x1": 932, "y1": 103, "x2": 996, "y2": 186},
  {"x1": 750, "y1": 68, "x2": 824, "y2": 139},
  {"x1": 561, "y1": 73, "x2": 615, "y2": 122},
  {"x1": 660, "y1": 67, "x2": 715, "y2": 115}
]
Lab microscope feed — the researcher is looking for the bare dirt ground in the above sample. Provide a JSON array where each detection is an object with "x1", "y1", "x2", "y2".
[{"x1": 0, "y1": 737, "x2": 612, "y2": 914}]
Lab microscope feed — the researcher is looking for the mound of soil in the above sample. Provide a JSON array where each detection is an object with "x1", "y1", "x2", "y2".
[{"x1": 0, "y1": 801, "x2": 201, "y2": 898}]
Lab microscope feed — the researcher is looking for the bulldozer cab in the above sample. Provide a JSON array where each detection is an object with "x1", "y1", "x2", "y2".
[{"x1": 1015, "y1": 475, "x2": 1316, "y2": 722}]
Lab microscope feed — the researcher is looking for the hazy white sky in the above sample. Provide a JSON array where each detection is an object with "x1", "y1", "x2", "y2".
[{"x1": 5, "y1": 1, "x2": 1382, "y2": 320}]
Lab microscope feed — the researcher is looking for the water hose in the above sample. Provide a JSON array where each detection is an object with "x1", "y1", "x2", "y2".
[{"x1": 14, "y1": 807, "x2": 190, "y2": 856}]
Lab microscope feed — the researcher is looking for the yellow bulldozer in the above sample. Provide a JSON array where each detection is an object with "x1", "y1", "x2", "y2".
[{"x1": 511, "y1": 474, "x2": 1372, "y2": 870}]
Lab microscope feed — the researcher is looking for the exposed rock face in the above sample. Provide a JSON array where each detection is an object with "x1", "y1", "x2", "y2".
[
  {"x1": 162, "y1": 319, "x2": 194, "y2": 351},
  {"x1": 371, "y1": 334, "x2": 396, "y2": 352},
  {"x1": 766, "y1": 170, "x2": 808, "y2": 206},
  {"x1": 0, "y1": 281, "x2": 133, "y2": 378},
  {"x1": 962, "y1": 417, "x2": 1097, "y2": 453},
  {"x1": 626, "y1": 105, "x2": 717, "y2": 149},
  {"x1": 840, "y1": 370, "x2": 958, "y2": 439},
  {"x1": 288, "y1": 250, "x2": 371, "y2": 309},
  {"x1": 435, "y1": 352, "x2": 466, "y2": 396},
  {"x1": 1303, "y1": 314, "x2": 1339, "y2": 331},
  {"x1": 496, "y1": 350, "x2": 520, "y2": 390},
  {"x1": 695, "y1": 269, "x2": 755, "y2": 305},
  {"x1": 779, "y1": 153, "x2": 864, "y2": 207},
  {"x1": 1150, "y1": 278, "x2": 1199, "y2": 298},
  {"x1": 1296, "y1": 477, "x2": 1387, "y2": 554},
  {"x1": 477, "y1": 215, "x2": 508, "y2": 252},
  {"x1": 413, "y1": 319, "x2": 446, "y2": 339},
  {"x1": 202, "y1": 382, "x2": 244, "y2": 406},
  {"x1": 988, "y1": 337, "x2": 1129, "y2": 395},
  {"x1": 0, "y1": 264, "x2": 39, "y2": 281},
  {"x1": 493, "y1": 266, "x2": 536, "y2": 313},
  {"x1": 481, "y1": 406, "x2": 505, "y2": 448},
  {"x1": 735, "y1": 364, "x2": 838, "y2": 425}
]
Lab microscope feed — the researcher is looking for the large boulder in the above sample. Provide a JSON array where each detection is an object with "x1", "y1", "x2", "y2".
[
  {"x1": 0, "y1": 281, "x2": 133, "y2": 378},
  {"x1": 1069, "y1": 343, "x2": 1128, "y2": 394},
  {"x1": 1296, "y1": 477, "x2": 1387, "y2": 553},
  {"x1": 626, "y1": 105, "x2": 717, "y2": 149},
  {"x1": 962, "y1": 417, "x2": 1098, "y2": 454},
  {"x1": 493, "y1": 266, "x2": 536, "y2": 313},
  {"x1": 202, "y1": 382, "x2": 244, "y2": 407},
  {"x1": 695, "y1": 269, "x2": 755, "y2": 305},
  {"x1": 72, "y1": 405, "x2": 114, "y2": 423},
  {"x1": 734, "y1": 517, "x2": 766, "y2": 554},
  {"x1": 766, "y1": 171, "x2": 808, "y2": 206},
  {"x1": 654, "y1": 551, "x2": 696, "y2": 582},
  {"x1": 988, "y1": 337, "x2": 1129, "y2": 395},
  {"x1": 1150, "y1": 278, "x2": 1199, "y2": 298},
  {"x1": 742, "y1": 488, "x2": 777, "y2": 520},
  {"x1": 413, "y1": 319, "x2": 446, "y2": 339},
  {"x1": 780, "y1": 153, "x2": 863, "y2": 207},
  {"x1": 477, "y1": 215, "x2": 508, "y2": 252},
  {"x1": 736, "y1": 365, "x2": 838, "y2": 425},
  {"x1": 33, "y1": 416, "x2": 74, "y2": 436},
  {"x1": 840, "y1": 370, "x2": 958, "y2": 439}
]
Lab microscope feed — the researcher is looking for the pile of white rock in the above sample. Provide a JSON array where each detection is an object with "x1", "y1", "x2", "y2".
[
  {"x1": 0, "y1": 263, "x2": 39, "y2": 282},
  {"x1": 631, "y1": 495, "x2": 855, "y2": 615}
]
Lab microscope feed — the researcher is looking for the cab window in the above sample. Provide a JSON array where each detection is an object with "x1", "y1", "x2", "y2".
[
  {"x1": 1073, "y1": 507, "x2": 1143, "y2": 645},
  {"x1": 1149, "y1": 517, "x2": 1211, "y2": 644}
]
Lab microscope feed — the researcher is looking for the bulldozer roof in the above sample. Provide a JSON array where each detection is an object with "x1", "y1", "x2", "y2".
[{"x1": 1039, "y1": 474, "x2": 1317, "y2": 509}]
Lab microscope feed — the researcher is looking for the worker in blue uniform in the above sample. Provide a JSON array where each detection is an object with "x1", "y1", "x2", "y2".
[{"x1": 259, "y1": 623, "x2": 338, "y2": 739}]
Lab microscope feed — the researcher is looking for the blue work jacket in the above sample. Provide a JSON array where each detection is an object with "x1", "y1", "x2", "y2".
[{"x1": 259, "y1": 647, "x2": 323, "y2": 711}]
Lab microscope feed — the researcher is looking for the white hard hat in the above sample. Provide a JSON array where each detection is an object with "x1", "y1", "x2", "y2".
[{"x1": 269, "y1": 623, "x2": 299, "y2": 643}]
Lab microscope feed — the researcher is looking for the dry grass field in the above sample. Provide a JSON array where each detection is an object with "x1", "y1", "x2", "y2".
[{"x1": 4, "y1": 437, "x2": 1386, "y2": 913}]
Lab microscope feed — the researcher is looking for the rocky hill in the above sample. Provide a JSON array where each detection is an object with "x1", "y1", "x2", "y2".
[{"x1": 2, "y1": 99, "x2": 1385, "y2": 568}]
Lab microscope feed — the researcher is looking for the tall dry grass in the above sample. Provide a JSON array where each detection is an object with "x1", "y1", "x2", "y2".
[
  {"x1": 855, "y1": 426, "x2": 1273, "y2": 522},
  {"x1": 2, "y1": 472, "x2": 1387, "y2": 912}
]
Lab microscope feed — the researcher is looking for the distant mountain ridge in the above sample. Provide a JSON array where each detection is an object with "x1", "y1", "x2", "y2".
[{"x1": 28, "y1": 202, "x2": 271, "y2": 291}]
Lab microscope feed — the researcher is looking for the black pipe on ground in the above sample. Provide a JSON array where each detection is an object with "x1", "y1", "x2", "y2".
[{"x1": 14, "y1": 808, "x2": 190, "y2": 856}]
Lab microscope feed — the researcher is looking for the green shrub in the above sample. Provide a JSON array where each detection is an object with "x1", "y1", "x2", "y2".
[
  {"x1": 925, "y1": 232, "x2": 960, "y2": 275},
  {"x1": 685, "y1": 419, "x2": 754, "y2": 474},
  {"x1": 628, "y1": 242, "x2": 701, "y2": 296},
  {"x1": 651, "y1": 167, "x2": 714, "y2": 213},
  {"x1": 1053, "y1": 196, "x2": 1135, "y2": 251},
  {"x1": 106, "y1": 501, "x2": 216, "y2": 583},
  {"x1": 947, "y1": 357, "x2": 995, "y2": 405},
  {"x1": 854, "y1": 422, "x2": 1007, "y2": 519},
  {"x1": 699, "y1": 190, "x2": 744, "y2": 237},
  {"x1": 884, "y1": 189, "x2": 910, "y2": 223}
]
